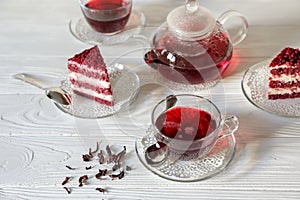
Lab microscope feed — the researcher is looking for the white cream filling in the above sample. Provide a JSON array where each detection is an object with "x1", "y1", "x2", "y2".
[
  {"x1": 72, "y1": 85, "x2": 113, "y2": 102},
  {"x1": 270, "y1": 74, "x2": 300, "y2": 82},
  {"x1": 270, "y1": 64, "x2": 299, "y2": 69},
  {"x1": 268, "y1": 87, "x2": 300, "y2": 94},
  {"x1": 68, "y1": 61, "x2": 107, "y2": 75},
  {"x1": 269, "y1": 64, "x2": 300, "y2": 95},
  {"x1": 69, "y1": 72, "x2": 111, "y2": 89}
]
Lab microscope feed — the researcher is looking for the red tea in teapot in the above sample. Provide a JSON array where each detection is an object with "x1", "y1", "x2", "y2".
[{"x1": 145, "y1": 25, "x2": 232, "y2": 84}]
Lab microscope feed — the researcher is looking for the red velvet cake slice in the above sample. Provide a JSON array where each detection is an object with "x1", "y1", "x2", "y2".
[
  {"x1": 268, "y1": 47, "x2": 300, "y2": 100},
  {"x1": 68, "y1": 45, "x2": 114, "y2": 106}
]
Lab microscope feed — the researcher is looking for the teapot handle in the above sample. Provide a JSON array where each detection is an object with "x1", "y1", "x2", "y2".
[{"x1": 218, "y1": 10, "x2": 248, "y2": 46}]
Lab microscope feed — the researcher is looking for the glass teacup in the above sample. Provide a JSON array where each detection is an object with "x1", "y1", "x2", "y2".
[
  {"x1": 149, "y1": 94, "x2": 238, "y2": 161},
  {"x1": 79, "y1": 0, "x2": 132, "y2": 35}
]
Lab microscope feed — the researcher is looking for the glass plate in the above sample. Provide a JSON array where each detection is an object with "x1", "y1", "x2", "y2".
[
  {"x1": 69, "y1": 10, "x2": 146, "y2": 45},
  {"x1": 241, "y1": 59, "x2": 300, "y2": 117},
  {"x1": 135, "y1": 128, "x2": 236, "y2": 182},
  {"x1": 55, "y1": 63, "x2": 140, "y2": 118}
]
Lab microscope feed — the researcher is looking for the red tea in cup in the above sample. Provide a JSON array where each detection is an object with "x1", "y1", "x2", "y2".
[
  {"x1": 153, "y1": 106, "x2": 218, "y2": 160},
  {"x1": 155, "y1": 106, "x2": 217, "y2": 141},
  {"x1": 150, "y1": 95, "x2": 239, "y2": 161},
  {"x1": 80, "y1": 0, "x2": 132, "y2": 34}
]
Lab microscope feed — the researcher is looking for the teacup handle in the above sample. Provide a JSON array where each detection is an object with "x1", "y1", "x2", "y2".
[
  {"x1": 219, "y1": 115, "x2": 239, "y2": 138},
  {"x1": 218, "y1": 10, "x2": 248, "y2": 46}
]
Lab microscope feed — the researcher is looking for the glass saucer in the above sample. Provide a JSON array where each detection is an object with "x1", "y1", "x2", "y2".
[
  {"x1": 69, "y1": 10, "x2": 146, "y2": 45},
  {"x1": 55, "y1": 63, "x2": 140, "y2": 118},
  {"x1": 241, "y1": 60, "x2": 300, "y2": 117},
  {"x1": 135, "y1": 128, "x2": 236, "y2": 182}
]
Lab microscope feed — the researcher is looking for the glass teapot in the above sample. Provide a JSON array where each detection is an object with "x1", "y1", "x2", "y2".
[{"x1": 144, "y1": 0, "x2": 248, "y2": 87}]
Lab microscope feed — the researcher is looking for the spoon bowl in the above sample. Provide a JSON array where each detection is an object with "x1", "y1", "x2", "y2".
[
  {"x1": 143, "y1": 95, "x2": 177, "y2": 166},
  {"x1": 45, "y1": 87, "x2": 72, "y2": 106},
  {"x1": 14, "y1": 73, "x2": 72, "y2": 106}
]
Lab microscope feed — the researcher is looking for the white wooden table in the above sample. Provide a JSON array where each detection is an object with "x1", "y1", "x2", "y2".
[{"x1": 1, "y1": 0, "x2": 300, "y2": 199}]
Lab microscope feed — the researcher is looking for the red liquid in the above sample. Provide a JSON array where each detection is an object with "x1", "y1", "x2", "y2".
[
  {"x1": 83, "y1": 0, "x2": 131, "y2": 34},
  {"x1": 155, "y1": 107, "x2": 217, "y2": 141},
  {"x1": 145, "y1": 26, "x2": 232, "y2": 84}
]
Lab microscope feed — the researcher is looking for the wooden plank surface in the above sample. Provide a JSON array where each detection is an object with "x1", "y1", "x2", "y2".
[{"x1": 1, "y1": 0, "x2": 300, "y2": 199}]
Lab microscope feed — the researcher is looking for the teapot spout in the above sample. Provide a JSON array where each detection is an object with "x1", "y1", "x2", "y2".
[
  {"x1": 144, "y1": 48, "x2": 214, "y2": 85},
  {"x1": 144, "y1": 49, "x2": 159, "y2": 69},
  {"x1": 144, "y1": 49, "x2": 177, "y2": 70}
]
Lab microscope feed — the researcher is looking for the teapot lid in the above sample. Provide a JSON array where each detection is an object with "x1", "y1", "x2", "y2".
[{"x1": 167, "y1": 0, "x2": 216, "y2": 38}]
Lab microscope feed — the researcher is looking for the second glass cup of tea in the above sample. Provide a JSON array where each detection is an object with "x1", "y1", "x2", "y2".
[
  {"x1": 79, "y1": 0, "x2": 132, "y2": 35},
  {"x1": 149, "y1": 94, "x2": 239, "y2": 161}
]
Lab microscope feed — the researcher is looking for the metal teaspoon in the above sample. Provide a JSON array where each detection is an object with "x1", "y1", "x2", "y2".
[
  {"x1": 144, "y1": 95, "x2": 177, "y2": 166},
  {"x1": 13, "y1": 73, "x2": 72, "y2": 106}
]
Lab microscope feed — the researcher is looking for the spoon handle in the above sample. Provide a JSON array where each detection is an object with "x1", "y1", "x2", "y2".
[{"x1": 13, "y1": 73, "x2": 52, "y2": 90}]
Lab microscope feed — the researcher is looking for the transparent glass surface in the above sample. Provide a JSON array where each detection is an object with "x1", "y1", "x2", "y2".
[
  {"x1": 55, "y1": 63, "x2": 140, "y2": 118},
  {"x1": 69, "y1": 10, "x2": 146, "y2": 45},
  {"x1": 135, "y1": 127, "x2": 236, "y2": 182},
  {"x1": 241, "y1": 59, "x2": 300, "y2": 117}
]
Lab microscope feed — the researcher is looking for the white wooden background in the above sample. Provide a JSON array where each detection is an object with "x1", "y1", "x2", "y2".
[{"x1": 1, "y1": 0, "x2": 300, "y2": 199}]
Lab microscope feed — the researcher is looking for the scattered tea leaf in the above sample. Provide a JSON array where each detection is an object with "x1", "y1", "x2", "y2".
[
  {"x1": 109, "y1": 170, "x2": 125, "y2": 180},
  {"x1": 98, "y1": 150, "x2": 105, "y2": 164},
  {"x1": 115, "y1": 146, "x2": 126, "y2": 163},
  {"x1": 95, "y1": 169, "x2": 107, "y2": 180},
  {"x1": 89, "y1": 148, "x2": 93, "y2": 157},
  {"x1": 112, "y1": 162, "x2": 121, "y2": 171},
  {"x1": 106, "y1": 145, "x2": 112, "y2": 157},
  {"x1": 78, "y1": 175, "x2": 88, "y2": 187},
  {"x1": 106, "y1": 145, "x2": 115, "y2": 164},
  {"x1": 82, "y1": 154, "x2": 92, "y2": 162},
  {"x1": 62, "y1": 176, "x2": 71, "y2": 185},
  {"x1": 95, "y1": 187, "x2": 106, "y2": 193},
  {"x1": 65, "y1": 165, "x2": 76, "y2": 170},
  {"x1": 118, "y1": 170, "x2": 125, "y2": 180},
  {"x1": 63, "y1": 187, "x2": 71, "y2": 194},
  {"x1": 125, "y1": 165, "x2": 132, "y2": 171},
  {"x1": 92, "y1": 142, "x2": 100, "y2": 154},
  {"x1": 61, "y1": 142, "x2": 129, "y2": 195},
  {"x1": 108, "y1": 155, "x2": 117, "y2": 164}
]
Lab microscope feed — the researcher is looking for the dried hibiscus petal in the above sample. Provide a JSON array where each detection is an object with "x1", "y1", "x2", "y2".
[
  {"x1": 92, "y1": 142, "x2": 100, "y2": 154},
  {"x1": 98, "y1": 150, "x2": 105, "y2": 164},
  {"x1": 118, "y1": 170, "x2": 125, "y2": 179},
  {"x1": 126, "y1": 165, "x2": 132, "y2": 171},
  {"x1": 95, "y1": 187, "x2": 106, "y2": 193},
  {"x1": 82, "y1": 154, "x2": 92, "y2": 162},
  {"x1": 115, "y1": 146, "x2": 126, "y2": 163},
  {"x1": 86, "y1": 166, "x2": 92, "y2": 170},
  {"x1": 78, "y1": 175, "x2": 88, "y2": 187},
  {"x1": 108, "y1": 155, "x2": 117, "y2": 164},
  {"x1": 65, "y1": 165, "x2": 75, "y2": 170},
  {"x1": 83, "y1": 142, "x2": 99, "y2": 162},
  {"x1": 63, "y1": 187, "x2": 71, "y2": 194},
  {"x1": 112, "y1": 162, "x2": 121, "y2": 171},
  {"x1": 95, "y1": 169, "x2": 107, "y2": 180},
  {"x1": 62, "y1": 176, "x2": 71, "y2": 185},
  {"x1": 109, "y1": 170, "x2": 125, "y2": 180},
  {"x1": 106, "y1": 145, "x2": 112, "y2": 157},
  {"x1": 106, "y1": 145, "x2": 115, "y2": 164},
  {"x1": 88, "y1": 148, "x2": 93, "y2": 157}
]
